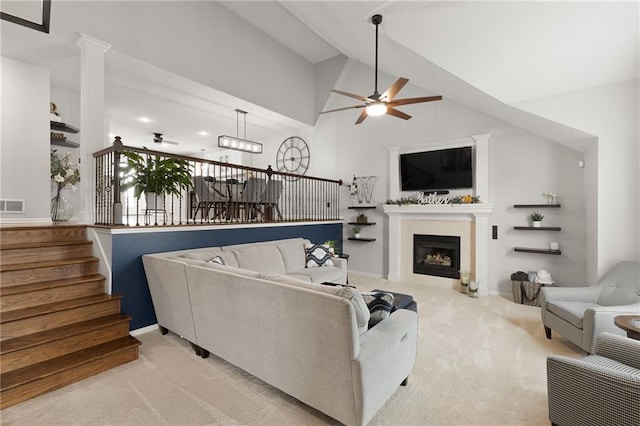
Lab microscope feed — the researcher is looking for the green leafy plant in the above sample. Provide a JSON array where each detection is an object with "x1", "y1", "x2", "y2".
[
  {"x1": 323, "y1": 240, "x2": 340, "y2": 255},
  {"x1": 352, "y1": 226, "x2": 361, "y2": 235},
  {"x1": 530, "y1": 211, "x2": 545, "y2": 222},
  {"x1": 121, "y1": 150, "x2": 193, "y2": 198}
]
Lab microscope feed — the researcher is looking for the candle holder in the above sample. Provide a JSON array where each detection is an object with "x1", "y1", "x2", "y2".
[
  {"x1": 459, "y1": 271, "x2": 470, "y2": 294},
  {"x1": 468, "y1": 281, "x2": 479, "y2": 298}
]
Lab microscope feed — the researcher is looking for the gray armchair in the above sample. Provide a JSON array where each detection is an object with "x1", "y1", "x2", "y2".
[
  {"x1": 541, "y1": 261, "x2": 640, "y2": 353},
  {"x1": 547, "y1": 332, "x2": 640, "y2": 426}
]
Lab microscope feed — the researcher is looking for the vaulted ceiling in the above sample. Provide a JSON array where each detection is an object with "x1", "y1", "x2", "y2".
[{"x1": 2, "y1": 1, "x2": 637, "y2": 155}]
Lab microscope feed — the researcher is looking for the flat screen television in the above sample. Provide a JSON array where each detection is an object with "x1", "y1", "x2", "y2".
[{"x1": 400, "y1": 146, "x2": 473, "y2": 192}]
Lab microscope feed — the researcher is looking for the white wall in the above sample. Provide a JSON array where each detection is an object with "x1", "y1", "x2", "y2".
[
  {"x1": 48, "y1": 1, "x2": 316, "y2": 126},
  {"x1": 313, "y1": 60, "x2": 586, "y2": 294},
  {"x1": 516, "y1": 79, "x2": 640, "y2": 280},
  {"x1": 1, "y1": 56, "x2": 51, "y2": 222},
  {"x1": 50, "y1": 86, "x2": 82, "y2": 217},
  {"x1": 489, "y1": 128, "x2": 586, "y2": 291}
]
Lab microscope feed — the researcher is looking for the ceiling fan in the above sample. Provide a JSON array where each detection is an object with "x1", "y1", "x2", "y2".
[
  {"x1": 151, "y1": 133, "x2": 178, "y2": 146},
  {"x1": 319, "y1": 14, "x2": 442, "y2": 125}
]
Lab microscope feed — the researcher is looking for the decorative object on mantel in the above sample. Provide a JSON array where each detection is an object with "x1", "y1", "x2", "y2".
[
  {"x1": 543, "y1": 192, "x2": 558, "y2": 205},
  {"x1": 530, "y1": 211, "x2": 544, "y2": 227},
  {"x1": 385, "y1": 193, "x2": 480, "y2": 206},
  {"x1": 50, "y1": 149, "x2": 80, "y2": 221}
]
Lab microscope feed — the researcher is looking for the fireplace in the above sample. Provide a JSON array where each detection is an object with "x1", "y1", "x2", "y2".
[{"x1": 413, "y1": 234, "x2": 461, "y2": 279}]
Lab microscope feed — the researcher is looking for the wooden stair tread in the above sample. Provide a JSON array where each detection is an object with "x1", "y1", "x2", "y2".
[
  {"x1": 1, "y1": 336, "x2": 141, "y2": 391},
  {"x1": 1, "y1": 256, "x2": 98, "y2": 272},
  {"x1": 1, "y1": 240, "x2": 92, "y2": 251},
  {"x1": 0, "y1": 274, "x2": 105, "y2": 296},
  {"x1": 1, "y1": 314, "x2": 131, "y2": 355},
  {"x1": 1, "y1": 294, "x2": 122, "y2": 323}
]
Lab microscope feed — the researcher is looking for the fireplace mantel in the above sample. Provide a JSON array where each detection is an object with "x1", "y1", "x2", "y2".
[
  {"x1": 384, "y1": 203, "x2": 493, "y2": 296},
  {"x1": 383, "y1": 204, "x2": 494, "y2": 219}
]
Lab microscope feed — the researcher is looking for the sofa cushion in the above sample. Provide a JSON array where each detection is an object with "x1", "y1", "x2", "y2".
[
  {"x1": 264, "y1": 274, "x2": 369, "y2": 334},
  {"x1": 305, "y1": 243, "x2": 334, "y2": 268},
  {"x1": 548, "y1": 301, "x2": 600, "y2": 329},
  {"x1": 180, "y1": 249, "x2": 238, "y2": 268},
  {"x1": 232, "y1": 244, "x2": 286, "y2": 274},
  {"x1": 286, "y1": 274, "x2": 313, "y2": 282},
  {"x1": 597, "y1": 286, "x2": 640, "y2": 306},
  {"x1": 288, "y1": 266, "x2": 342, "y2": 283},
  {"x1": 362, "y1": 292, "x2": 395, "y2": 328},
  {"x1": 276, "y1": 239, "x2": 307, "y2": 273}
]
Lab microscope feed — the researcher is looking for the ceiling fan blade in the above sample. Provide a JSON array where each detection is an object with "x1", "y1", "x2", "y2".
[
  {"x1": 388, "y1": 95, "x2": 443, "y2": 106},
  {"x1": 331, "y1": 89, "x2": 369, "y2": 102},
  {"x1": 319, "y1": 104, "x2": 365, "y2": 115},
  {"x1": 386, "y1": 108, "x2": 412, "y2": 121},
  {"x1": 355, "y1": 110, "x2": 369, "y2": 125},
  {"x1": 381, "y1": 78, "x2": 409, "y2": 101}
]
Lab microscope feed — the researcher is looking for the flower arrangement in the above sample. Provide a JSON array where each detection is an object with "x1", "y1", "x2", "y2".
[
  {"x1": 449, "y1": 194, "x2": 480, "y2": 204},
  {"x1": 348, "y1": 175, "x2": 358, "y2": 197},
  {"x1": 385, "y1": 194, "x2": 481, "y2": 205},
  {"x1": 543, "y1": 192, "x2": 558, "y2": 204},
  {"x1": 51, "y1": 150, "x2": 80, "y2": 190},
  {"x1": 50, "y1": 150, "x2": 80, "y2": 221}
]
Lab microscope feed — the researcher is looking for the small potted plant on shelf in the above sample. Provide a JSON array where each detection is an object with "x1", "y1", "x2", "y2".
[
  {"x1": 352, "y1": 226, "x2": 361, "y2": 239},
  {"x1": 530, "y1": 211, "x2": 545, "y2": 228}
]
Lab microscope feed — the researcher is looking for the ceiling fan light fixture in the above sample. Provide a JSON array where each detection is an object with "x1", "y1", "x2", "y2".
[{"x1": 366, "y1": 102, "x2": 387, "y2": 117}]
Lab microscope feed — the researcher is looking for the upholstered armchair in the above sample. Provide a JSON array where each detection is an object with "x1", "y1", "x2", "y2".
[
  {"x1": 547, "y1": 332, "x2": 640, "y2": 426},
  {"x1": 540, "y1": 261, "x2": 640, "y2": 353}
]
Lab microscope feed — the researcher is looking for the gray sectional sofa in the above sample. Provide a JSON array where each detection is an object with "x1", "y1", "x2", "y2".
[{"x1": 142, "y1": 238, "x2": 418, "y2": 426}]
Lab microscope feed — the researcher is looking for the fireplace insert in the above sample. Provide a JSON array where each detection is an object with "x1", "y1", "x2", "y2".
[{"x1": 413, "y1": 234, "x2": 460, "y2": 279}]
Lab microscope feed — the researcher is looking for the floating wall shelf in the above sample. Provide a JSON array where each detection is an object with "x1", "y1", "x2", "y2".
[
  {"x1": 347, "y1": 222, "x2": 376, "y2": 226},
  {"x1": 513, "y1": 204, "x2": 561, "y2": 208},
  {"x1": 514, "y1": 226, "x2": 561, "y2": 231},
  {"x1": 348, "y1": 237, "x2": 376, "y2": 242},
  {"x1": 514, "y1": 247, "x2": 562, "y2": 255}
]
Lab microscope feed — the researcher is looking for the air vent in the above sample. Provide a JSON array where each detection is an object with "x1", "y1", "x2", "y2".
[{"x1": 0, "y1": 199, "x2": 25, "y2": 213}]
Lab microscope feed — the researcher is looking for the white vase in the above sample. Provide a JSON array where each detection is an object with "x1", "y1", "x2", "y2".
[
  {"x1": 532, "y1": 221, "x2": 542, "y2": 228},
  {"x1": 354, "y1": 233, "x2": 360, "y2": 239}
]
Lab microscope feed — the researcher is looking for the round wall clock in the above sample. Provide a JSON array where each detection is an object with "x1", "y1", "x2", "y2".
[{"x1": 276, "y1": 136, "x2": 310, "y2": 177}]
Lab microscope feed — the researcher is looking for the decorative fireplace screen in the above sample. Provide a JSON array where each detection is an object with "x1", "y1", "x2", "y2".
[{"x1": 413, "y1": 234, "x2": 460, "y2": 279}]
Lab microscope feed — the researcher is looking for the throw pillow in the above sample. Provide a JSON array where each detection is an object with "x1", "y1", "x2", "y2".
[
  {"x1": 208, "y1": 255, "x2": 225, "y2": 265},
  {"x1": 334, "y1": 286, "x2": 370, "y2": 333},
  {"x1": 362, "y1": 292, "x2": 395, "y2": 328},
  {"x1": 305, "y1": 243, "x2": 334, "y2": 268}
]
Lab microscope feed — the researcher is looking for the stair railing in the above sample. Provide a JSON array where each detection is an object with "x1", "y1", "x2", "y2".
[{"x1": 93, "y1": 137, "x2": 342, "y2": 226}]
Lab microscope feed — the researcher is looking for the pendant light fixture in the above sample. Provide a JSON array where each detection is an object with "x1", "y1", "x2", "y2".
[{"x1": 218, "y1": 109, "x2": 263, "y2": 154}]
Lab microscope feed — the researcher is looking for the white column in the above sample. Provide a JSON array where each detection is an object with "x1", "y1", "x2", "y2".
[
  {"x1": 387, "y1": 214, "x2": 402, "y2": 281},
  {"x1": 471, "y1": 133, "x2": 491, "y2": 202},
  {"x1": 473, "y1": 212, "x2": 491, "y2": 296},
  {"x1": 76, "y1": 33, "x2": 111, "y2": 224}
]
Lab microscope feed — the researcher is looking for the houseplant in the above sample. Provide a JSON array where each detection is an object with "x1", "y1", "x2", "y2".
[
  {"x1": 352, "y1": 226, "x2": 361, "y2": 238},
  {"x1": 530, "y1": 211, "x2": 544, "y2": 227},
  {"x1": 121, "y1": 150, "x2": 193, "y2": 209}
]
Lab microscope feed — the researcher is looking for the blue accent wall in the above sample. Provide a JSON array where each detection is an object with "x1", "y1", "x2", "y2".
[{"x1": 111, "y1": 223, "x2": 343, "y2": 330}]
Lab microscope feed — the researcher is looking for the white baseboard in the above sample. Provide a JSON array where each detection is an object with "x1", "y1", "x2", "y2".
[{"x1": 130, "y1": 324, "x2": 158, "y2": 336}]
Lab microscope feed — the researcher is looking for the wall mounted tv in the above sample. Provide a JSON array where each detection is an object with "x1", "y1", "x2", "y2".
[{"x1": 400, "y1": 146, "x2": 473, "y2": 192}]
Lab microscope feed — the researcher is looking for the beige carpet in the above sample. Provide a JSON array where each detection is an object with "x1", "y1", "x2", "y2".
[{"x1": 1, "y1": 274, "x2": 583, "y2": 425}]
